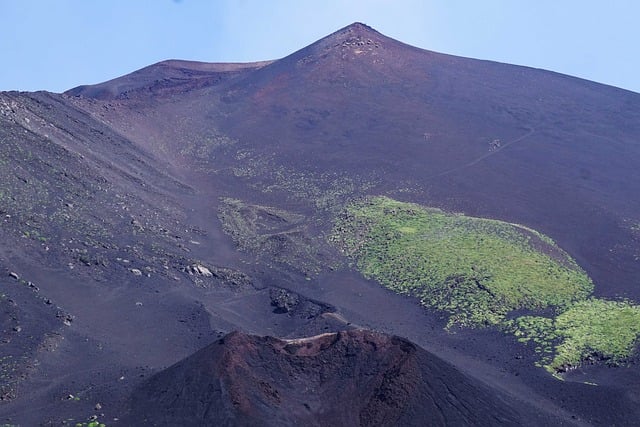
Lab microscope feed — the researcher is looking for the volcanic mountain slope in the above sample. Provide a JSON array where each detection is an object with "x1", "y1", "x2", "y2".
[
  {"x1": 125, "y1": 330, "x2": 551, "y2": 426},
  {"x1": 0, "y1": 22, "x2": 639, "y2": 426},
  {"x1": 70, "y1": 22, "x2": 640, "y2": 295}
]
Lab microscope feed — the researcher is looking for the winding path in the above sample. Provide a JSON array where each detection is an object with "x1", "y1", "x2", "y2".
[{"x1": 428, "y1": 126, "x2": 536, "y2": 179}]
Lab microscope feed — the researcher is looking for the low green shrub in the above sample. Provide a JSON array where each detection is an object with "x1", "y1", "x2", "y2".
[
  {"x1": 332, "y1": 196, "x2": 592, "y2": 328},
  {"x1": 332, "y1": 196, "x2": 640, "y2": 374}
]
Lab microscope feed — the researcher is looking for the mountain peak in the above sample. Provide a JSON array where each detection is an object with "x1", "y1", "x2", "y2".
[
  {"x1": 322, "y1": 21, "x2": 387, "y2": 47},
  {"x1": 276, "y1": 21, "x2": 407, "y2": 70},
  {"x1": 341, "y1": 21, "x2": 377, "y2": 33}
]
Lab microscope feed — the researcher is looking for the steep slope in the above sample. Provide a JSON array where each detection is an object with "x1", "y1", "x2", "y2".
[
  {"x1": 0, "y1": 91, "x2": 343, "y2": 425},
  {"x1": 125, "y1": 330, "x2": 549, "y2": 426},
  {"x1": 0, "y1": 90, "x2": 207, "y2": 422},
  {"x1": 68, "y1": 23, "x2": 640, "y2": 297},
  {"x1": 211, "y1": 22, "x2": 640, "y2": 298}
]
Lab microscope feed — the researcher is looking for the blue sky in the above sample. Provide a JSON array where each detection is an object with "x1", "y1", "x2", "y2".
[{"x1": 1, "y1": 0, "x2": 639, "y2": 93}]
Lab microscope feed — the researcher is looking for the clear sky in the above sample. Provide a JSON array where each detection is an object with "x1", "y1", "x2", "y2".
[{"x1": 1, "y1": 0, "x2": 639, "y2": 94}]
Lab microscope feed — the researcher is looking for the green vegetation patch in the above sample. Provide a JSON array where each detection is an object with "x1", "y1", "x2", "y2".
[
  {"x1": 332, "y1": 196, "x2": 640, "y2": 373},
  {"x1": 552, "y1": 299, "x2": 640, "y2": 371},
  {"x1": 332, "y1": 196, "x2": 593, "y2": 328},
  {"x1": 507, "y1": 315, "x2": 561, "y2": 369},
  {"x1": 508, "y1": 299, "x2": 640, "y2": 372},
  {"x1": 218, "y1": 198, "x2": 328, "y2": 275}
]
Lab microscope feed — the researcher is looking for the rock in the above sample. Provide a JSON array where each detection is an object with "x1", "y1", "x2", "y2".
[
  {"x1": 130, "y1": 268, "x2": 142, "y2": 276},
  {"x1": 95, "y1": 403, "x2": 102, "y2": 410},
  {"x1": 56, "y1": 311, "x2": 74, "y2": 326},
  {"x1": 269, "y1": 288, "x2": 300, "y2": 314},
  {"x1": 268, "y1": 287, "x2": 333, "y2": 318},
  {"x1": 194, "y1": 265, "x2": 212, "y2": 277},
  {"x1": 187, "y1": 264, "x2": 212, "y2": 277},
  {"x1": 209, "y1": 267, "x2": 253, "y2": 289},
  {"x1": 9, "y1": 272, "x2": 19, "y2": 280},
  {"x1": 12, "y1": 325, "x2": 21, "y2": 332},
  {"x1": 131, "y1": 218, "x2": 144, "y2": 231}
]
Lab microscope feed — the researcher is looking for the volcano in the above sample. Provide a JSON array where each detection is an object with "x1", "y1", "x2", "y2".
[
  {"x1": 1, "y1": 23, "x2": 640, "y2": 425},
  {"x1": 125, "y1": 330, "x2": 549, "y2": 426}
]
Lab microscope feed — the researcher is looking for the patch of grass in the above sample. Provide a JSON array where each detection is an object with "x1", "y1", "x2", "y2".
[
  {"x1": 223, "y1": 145, "x2": 377, "y2": 213},
  {"x1": 332, "y1": 196, "x2": 640, "y2": 374},
  {"x1": 218, "y1": 198, "x2": 328, "y2": 275},
  {"x1": 507, "y1": 299, "x2": 640, "y2": 372},
  {"x1": 505, "y1": 315, "x2": 558, "y2": 367},
  {"x1": 75, "y1": 422, "x2": 106, "y2": 427},
  {"x1": 550, "y1": 299, "x2": 640, "y2": 372},
  {"x1": 218, "y1": 197, "x2": 306, "y2": 252},
  {"x1": 332, "y1": 196, "x2": 593, "y2": 328}
]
